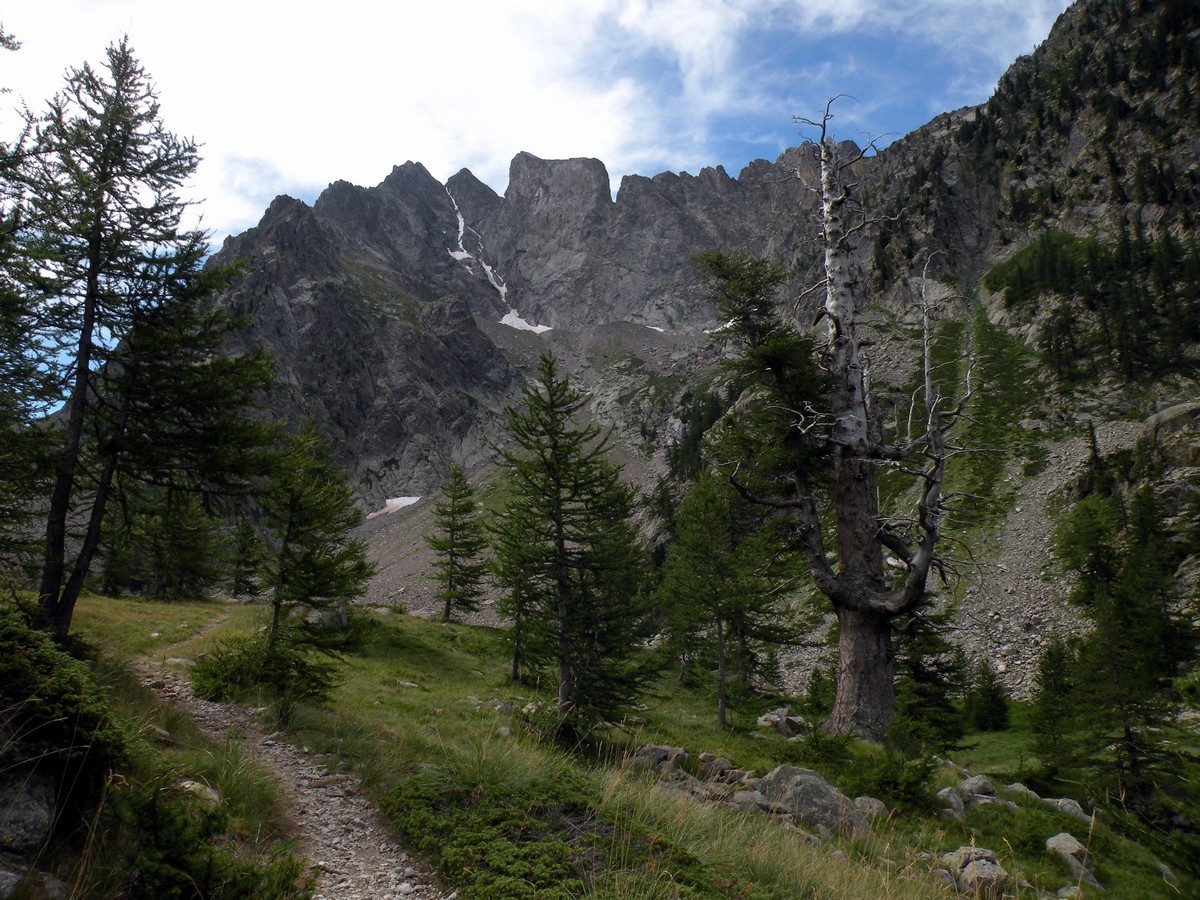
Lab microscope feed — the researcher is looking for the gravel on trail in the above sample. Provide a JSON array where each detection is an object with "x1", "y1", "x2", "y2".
[{"x1": 141, "y1": 661, "x2": 452, "y2": 900}]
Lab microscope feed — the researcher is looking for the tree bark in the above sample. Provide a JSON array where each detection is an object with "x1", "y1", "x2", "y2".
[{"x1": 825, "y1": 605, "x2": 895, "y2": 741}]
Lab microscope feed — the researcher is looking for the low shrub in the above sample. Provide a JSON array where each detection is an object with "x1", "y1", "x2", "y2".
[
  {"x1": 191, "y1": 632, "x2": 338, "y2": 710},
  {"x1": 104, "y1": 774, "x2": 313, "y2": 898},
  {"x1": 0, "y1": 607, "x2": 126, "y2": 806}
]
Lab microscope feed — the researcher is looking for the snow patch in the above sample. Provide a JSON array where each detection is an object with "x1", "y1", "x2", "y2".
[
  {"x1": 500, "y1": 310, "x2": 552, "y2": 333},
  {"x1": 366, "y1": 496, "x2": 421, "y2": 520},
  {"x1": 445, "y1": 186, "x2": 509, "y2": 305}
]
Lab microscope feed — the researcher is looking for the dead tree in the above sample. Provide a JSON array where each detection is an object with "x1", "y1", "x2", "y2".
[
  {"x1": 799, "y1": 101, "x2": 957, "y2": 740},
  {"x1": 721, "y1": 99, "x2": 959, "y2": 741}
]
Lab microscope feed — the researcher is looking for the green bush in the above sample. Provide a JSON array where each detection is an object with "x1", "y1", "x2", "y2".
[
  {"x1": 0, "y1": 607, "x2": 126, "y2": 804},
  {"x1": 191, "y1": 632, "x2": 338, "y2": 709},
  {"x1": 107, "y1": 775, "x2": 312, "y2": 898},
  {"x1": 383, "y1": 768, "x2": 586, "y2": 898}
]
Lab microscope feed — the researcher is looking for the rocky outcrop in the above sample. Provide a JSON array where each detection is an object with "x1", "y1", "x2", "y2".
[
  {"x1": 0, "y1": 769, "x2": 55, "y2": 856},
  {"x1": 631, "y1": 744, "x2": 888, "y2": 839}
]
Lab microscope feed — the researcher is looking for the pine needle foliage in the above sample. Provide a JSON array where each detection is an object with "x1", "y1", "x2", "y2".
[
  {"x1": 426, "y1": 465, "x2": 489, "y2": 622},
  {"x1": 493, "y1": 353, "x2": 655, "y2": 742}
]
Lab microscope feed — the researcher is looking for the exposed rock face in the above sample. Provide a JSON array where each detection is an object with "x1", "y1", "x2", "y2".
[
  {"x1": 0, "y1": 769, "x2": 55, "y2": 856},
  {"x1": 210, "y1": 190, "x2": 518, "y2": 501},
  {"x1": 207, "y1": 1, "x2": 1200, "y2": 696}
]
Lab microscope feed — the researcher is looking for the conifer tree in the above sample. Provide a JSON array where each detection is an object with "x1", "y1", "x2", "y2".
[
  {"x1": 494, "y1": 353, "x2": 653, "y2": 740},
  {"x1": 426, "y1": 466, "x2": 489, "y2": 622},
  {"x1": 228, "y1": 512, "x2": 264, "y2": 599},
  {"x1": 655, "y1": 471, "x2": 796, "y2": 727},
  {"x1": 962, "y1": 659, "x2": 1010, "y2": 732},
  {"x1": 8, "y1": 38, "x2": 274, "y2": 636},
  {"x1": 261, "y1": 422, "x2": 375, "y2": 650},
  {"x1": 490, "y1": 498, "x2": 551, "y2": 683}
]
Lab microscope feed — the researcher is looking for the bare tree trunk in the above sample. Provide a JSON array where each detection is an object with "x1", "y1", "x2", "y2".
[
  {"x1": 801, "y1": 102, "x2": 949, "y2": 741},
  {"x1": 715, "y1": 611, "x2": 727, "y2": 729},
  {"x1": 825, "y1": 606, "x2": 895, "y2": 740}
]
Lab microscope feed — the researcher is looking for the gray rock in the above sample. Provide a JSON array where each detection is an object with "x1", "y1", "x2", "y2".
[
  {"x1": 960, "y1": 859, "x2": 1008, "y2": 898},
  {"x1": 936, "y1": 786, "x2": 966, "y2": 822},
  {"x1": 1044, "y1": 796, "x2": 1092, "y2": 822},
  {"x1": 941, "y1": 848, "x2": 1008, "y2": 898},
  {"x1": 0, "y1": 769, "x2": 56, "y2": 855},
  {"x1": 960, "y1": 774, "x2": 997, "y2": 798},
  {"x1": 853, "y1": 796, "x2": 888, "y2": 822},
  {"x1": 1005, "y1": 781, "x2": 1039, "y2": 800},
  {"x1": 759, "y1": 765, "x2": 875, "y2": 837},
  {"x1": 1046, "y1": 832, "x2": 1103, "y2": 889},
  {"x1": 632, "y1": 743, "x2": 687, "y2": 774}
]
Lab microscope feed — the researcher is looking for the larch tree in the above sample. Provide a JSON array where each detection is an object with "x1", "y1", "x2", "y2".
[
  {"x1": 14, "y1": 38, "x2": 273, "y2": 637},
  {"x1": 494, "y1": 353, "x2": 653, "y2": 741},
  {"x1": 655, "y1": 471, "x2": 798, "y2": 728},
  {"x1": 712, "y1": 100, "x2": 958, "y2": 742},
  {"x1": 426, "y1": 465, "x2": 489, "y2": 622},
  {"x1": 261, "y1": 421, "x2": 375, "y2": 651}
]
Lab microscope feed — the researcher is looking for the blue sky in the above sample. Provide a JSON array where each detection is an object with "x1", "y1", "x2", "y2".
[{"x1": 3, "y1": 1, "x2": 1072, "y2": 247}]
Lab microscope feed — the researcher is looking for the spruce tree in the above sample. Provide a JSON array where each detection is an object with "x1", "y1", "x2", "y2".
[
  {"x1": 494, "y1": 353, "x2": 653, "y2": 741},
  {"x1": 426, "y1": 466, "x2": 489, "y2": 622}
]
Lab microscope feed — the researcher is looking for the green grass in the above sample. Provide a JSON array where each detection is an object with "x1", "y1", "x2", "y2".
[
  {"x1": 70, "y1": 593, "x2": 1199, "y2": 899},
  {"x1": 7, "y1": 595, "x2": 311, "y2": 897}
]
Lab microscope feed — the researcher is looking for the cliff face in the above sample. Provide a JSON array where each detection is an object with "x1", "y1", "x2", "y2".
[{"x1": 207, "y1": 0, "x2": 1199, "y2": 508}]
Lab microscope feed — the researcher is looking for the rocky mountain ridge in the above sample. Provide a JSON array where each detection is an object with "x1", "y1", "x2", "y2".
[{"x1": 206, "y1": 0, "x2": 1200, "y2": 693}]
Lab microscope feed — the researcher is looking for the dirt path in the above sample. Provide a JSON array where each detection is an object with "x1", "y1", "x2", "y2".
[{"x1": 140, "y1": 629, "x2": 451, "y2": 900}]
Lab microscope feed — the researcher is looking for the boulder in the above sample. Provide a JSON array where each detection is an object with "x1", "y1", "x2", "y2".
[
  {"x1": 1046, "y1": 832, "x2": 1103, "y2": 889},
  {"x1": 632, "y1": 744, "x2": 687, "y2": 775},
  {"x1": 756, "y1": 706, "x2": 808, "y2": 738},
  {"x1": 759, "y1": 765, "x2": 879, "y2": 837},
  {"x1": 940, "y1": 847, "x2": 1008, "y2": 899},
  {"x1": 936, "y1": 786, "x2": 966, "y2": 822},
  {"x1": 0, "y1": 769, "x2": 56, "y2": 856},
  {"x1": 960, "y1": 774, "x2": 997, "y2": 798},
  {"x1": 1044, "y1": 796, "x2": 1091, "y2": 822}
]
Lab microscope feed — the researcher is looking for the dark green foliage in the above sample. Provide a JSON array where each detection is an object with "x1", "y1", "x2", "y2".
[
  {"x1": 383, "y1": 766, "x2": 773, "y2": 899},
  {"x1": 9, "y1": 38, "x2": 276, "y2": 636},
  {"x1": 190, "y1": 632, "x2": 339, "y2": 709},
  {"x1": 893, "y1": 610, "x2": 968, "y2": 749},
  {"x1": 261, "y1": 422, "x2": 375, "y2": 650},
  {"x1": 841, "y1": 726, "x2": 937, "y2": 816},
  {"x1": 107, "y1": 776, "x2": 312, "y2": 899},
  {"x1": 426, "y1": 466, "x2": 489, "y2": 622},
  {"x1": 0, "y1": 606, "x2": 126, "y2": 804},
  {"x1": 800, "y1": 659, "x2": 837, "y2": 719},
  {"x1": 493, "y1": 354, "x2": 655, "y2": 741},
  {"x1": 1042, "y1": 474, "x2": 1199, "y2": 873},
  {"x1": 99, "y1": 486, "x2": 227, "y2": 599},
  {"x1": 228, "y1": 512, "x2": 264, "y2": 599},
  {"x1": 984, "y1": 228, "x2": 1200, "y2": 382},
  {"x1": 1030, "y1": 636, "x2": 1077, "y2": 774},
  {"x1": 666, "y1": 389, "x2": 728, "y2": 482},
  {"x1": 383, "y1": 771, "x2": 586, "y2": 899},
  {"x1": 962, "y1": 660, "x2": 1010, "y2": 732},
  {"x1": 654, "y1": 472, "x2": 799, "y2": 727}
]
